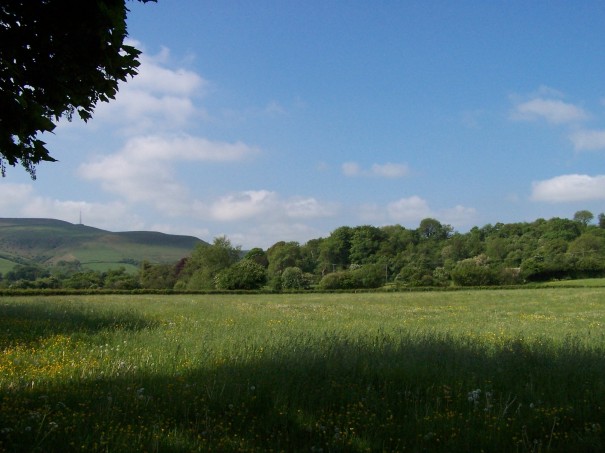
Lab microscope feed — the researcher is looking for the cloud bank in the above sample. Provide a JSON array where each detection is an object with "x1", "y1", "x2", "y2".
[{"x1": 531, "y1": 174, "x2": 605, "y2": 202}]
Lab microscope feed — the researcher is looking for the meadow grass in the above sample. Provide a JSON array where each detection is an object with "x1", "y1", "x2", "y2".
[
  {"x1": 0, "y1": 290, "x2": 604, "y2": 452},
  {"x1": 538, "y1": 278, "x2": 605, "y2": 288}
]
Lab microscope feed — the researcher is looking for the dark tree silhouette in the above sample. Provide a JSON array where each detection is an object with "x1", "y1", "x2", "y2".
[{"x1": 0, "y1": 0, "x2": 155, "y2": 177}]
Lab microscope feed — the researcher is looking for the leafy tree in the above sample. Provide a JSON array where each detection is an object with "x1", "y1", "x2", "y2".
[
  {"x1": 450, "y1": 255, "x2": 496, "y2": 286},
  {"x1": 0, "y1": 0, "x2": 154, "y2": 177},
  {"x1": 573, "y1": 210, "x2": 594, "y2": 227},
  {"x1": 598, "y1": 213, "x2": 605, "y2": 229},
  {"x1": 281, "y1": 266, "x2": 310, "y2": 290},
  {"x1": 103, "y1": 267, "x2": 140, "y2": 290},
  {"x1": 418, "y1": 218, "x2": 452, "y2": 240},
  {"x1": 485, "y1": 237, "x2": 509, "y2": 262},
  {"x1": 243, "y1": 248, "x2": 269, "y2": 267},
  {"x1": 51, "y1": 260, "x2": 84, "y2": 278},
  {"x1": 349, "y1": 225, "x2": 386, "y2": 264},
  {"x1": 463, "y1": 227, "x2": 486, "y2": 257},
  {"x1": 396, "y1": 261, "x2": 434, "y2": 287},
  {"x1": 566, "y1": 232, "x2": 605, "y2": 278},
  {"x1": 179, "y1": 236, "x2": 241, "y2": 290},
  {"x1": 540, "y1": 218, "x2": 581, "y2": 241},
  {"x1": 215, "y1": 260, "x2": 267, "y2": 290},
  {"x1": 266, "y1": 241, "x2": 301, "y2": 276},
  {"x1": 62, "y1": 270, "x2": 103, "y2": 289},
  {"x1": 298, "y1": 238, "x2": 323, "y2": 273},
  {"x1": 318, "y1": 264, "x2": 384, "y2": 290},
  {"x1": 139, "y1": 261, "x2": 178, "y2": 289},
  {"x1": 378, "y1": 225, "x2": 417, "y2": 264},
  {"x1": 432, "y1": 267, "x2": 450, "y2": 287},
  {"x1": 5, "y1": 264, "x2": 49, "y2": 282},
  {"x1": 440, "y1": 233, "x2": 470, "y2": 263},
  {"x1": 568, "y1": 233, "x2": 605, "y2": 259},
  {"x1": 318, "y1": 226, "x2": 353, "y2": 272}
]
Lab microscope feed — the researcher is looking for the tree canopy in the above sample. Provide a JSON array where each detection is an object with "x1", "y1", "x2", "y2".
[{"x1": 0, "y1": 0, "x2": 154, "y2": 177}]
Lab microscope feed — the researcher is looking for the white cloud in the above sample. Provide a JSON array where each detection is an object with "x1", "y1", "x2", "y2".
[
  {"x1": 0, "y1": 183, "x2": 143, "y2": 231},
  {"x1": 342, "y1": 161, "x2": 409, "y2": 178},
  {"x1": 284, "y1": 197, "x2": 337, "y2": 219},
  {"x1": 130, "y1": 47, "x2": 206, "y2": 96},
  {"x1": 342, "y1": 162, "x2": 361, "y2": 176},
  {"x1": 209, "y1": 190, "x2": 337, "y2": 222},
  {"x1": 357, "y1": 203, "x2": 386, "y2": 222},
  {"x1": 569, "y1": 129, "x2": 605, "y2": 151},
  {"x1": 534, "y1": 85, "x2": 565, "y2": 98},
  {"x1": 531, "y1": 174, "x2": 605, "y2": 202},
  {"x1": 120, "y1": 134, "x2": 259, "y2": 162},
  {"x1": 440, "y1": 205, "x2": 477, "y2": 228},
  {"x1": 386, "y1": 196, "x2": 432, "y2": 222},
  {"x1": 377, "y1": 197, "x2": 477, "y2": 229},
  {"x1": 0, "y1": 183, "x2": 35, "y2": 209},
  {"x1": 371, "y1": 163, "x2": 409, "y2": 178},
  {"x1": 226, "y1": 222, "x2": 325, "y2": 249},
  {"x1": 210, "y1": 190, "x2": 277, "y2": 221},
  {"x1": 79, "y1": 134, "x2": 260, "y2": 213},
  {"x1": 511, "y1": 98, "x2": 588, "y2": 124},
  {"x1": 88, "y1": 47, "x2": 208, "y2": 135}
]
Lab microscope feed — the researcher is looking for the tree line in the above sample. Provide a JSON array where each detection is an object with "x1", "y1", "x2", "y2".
[{"x1": 2, "y1": 211, "x2": 605, "y2": 291}]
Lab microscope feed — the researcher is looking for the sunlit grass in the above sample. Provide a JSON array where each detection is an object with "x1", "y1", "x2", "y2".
[
  {"x1": 1, "y1": 290, "x2": 604, "y2": 452},
  {"x1": 539, "y1": 278, "x2": 605, "y2": 287}
]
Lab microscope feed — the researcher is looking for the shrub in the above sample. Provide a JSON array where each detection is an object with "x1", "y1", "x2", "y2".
[
  {"x1": 451, "y1": 255, "x2": 497, "y2": 286},
  {"x1": 281, "y1": 267, "x2": 309, "y2": 290},
  {"x1": 318, "y1": 264, "x2": 384, "y2": 290}
]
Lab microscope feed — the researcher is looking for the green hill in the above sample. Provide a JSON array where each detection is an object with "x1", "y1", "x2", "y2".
[{"x1": 0, "y1": 218, "x2": 206, "y2": 274}]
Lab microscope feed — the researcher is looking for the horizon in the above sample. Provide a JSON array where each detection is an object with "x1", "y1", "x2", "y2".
[{"x1": 1, "y1": 209, "x2": 600, "y2": 248}]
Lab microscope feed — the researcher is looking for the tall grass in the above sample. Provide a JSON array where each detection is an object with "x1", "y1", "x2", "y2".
[{"x1": 0, "y1": 290, "x2": 604, "y2": 452}]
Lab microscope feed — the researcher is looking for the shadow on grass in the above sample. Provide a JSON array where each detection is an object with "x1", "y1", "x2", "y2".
[
  {"x1": 1, "y1": 330, "x2": 604, "y2": 452},
  {"x1": 0, "y1": 298, "x2": 158, "y2": 349}
]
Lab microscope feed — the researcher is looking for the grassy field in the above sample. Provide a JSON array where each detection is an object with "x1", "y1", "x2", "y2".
[
  {"x1": 539, "y1": 278, "x2": 605, "y2": 287},
  {"x1": 0, "y1": 290, "x2": 604, "y2": 452}
]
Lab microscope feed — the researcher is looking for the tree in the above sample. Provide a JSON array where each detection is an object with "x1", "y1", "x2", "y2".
[
  {"x1": 139, "y1": 261, "x2": 178, "y2": 289},
  {"x1": 243, "y1": 248, "x2": 269, "y2": 267},
  {"x1": 317, "y1": 264, "x2": 384, "y2": 290},
  {"x1": 0, "y1": 0, "x2": 154, "y2": 177},
  {"x1": 280, "y1": 267, "x2": 309, "y2": 290},
  {"x1": 178, "y1": 236, "x2": 241, "y2": 290},
  {"x1": 573, "y1": 210, "x2": 594, "y2": 227},
  {"x1": 450, "y1": 255, "x2": 497, "y2": 286},
  {"x1": 103, "y1": 267, "x2": 140, "y2": 290},
  {"x1": 418, "y1": 218, "x2": 452, "y2": 240},
  {"x1": 318, "y1": 226, "x2": 353, "y2": 272},
  {"x1": 266, "y1": 241, "x2": 301, "y2": 276},
  {"x1": 349, "y1": 225, "x2": 386, "y2": 264},
  {"x1": 5, "y1": 264, "x2": 49, "y2": 282},
  {"x1": 215, "y1": 260, "x2": 267, "y2": 290}
]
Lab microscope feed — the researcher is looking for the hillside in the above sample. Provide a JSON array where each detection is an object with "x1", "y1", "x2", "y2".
[{"x1": 0, "y1": 218, "x2": 206, "y2": 273}]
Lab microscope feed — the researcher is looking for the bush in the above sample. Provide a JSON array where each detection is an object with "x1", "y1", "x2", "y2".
[
  {"x1": 281, "y1": 267, "x2": 309, "y2": 290},
  {"x1": 318, "y1": 264, "x2": 384, "y2": 290},
  {"x1": 451, "y1": 255, "x2": 497, "y2": 286}
]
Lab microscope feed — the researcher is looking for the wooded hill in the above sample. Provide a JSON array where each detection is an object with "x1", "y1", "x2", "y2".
[
  {"x1": 0, "y1": 218, "x2": 205, "y2": 274},
  {"x1": 2, "y1": 212, "x2": 605, "y2": 290},
  {"x1": 167, "y1": 212, "x2": 605, "y2": 291}
]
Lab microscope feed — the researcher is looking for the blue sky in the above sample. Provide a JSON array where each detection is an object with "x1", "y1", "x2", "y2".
[{"x1": 2, "y1": 1, "x2": 605, "y2": 248}]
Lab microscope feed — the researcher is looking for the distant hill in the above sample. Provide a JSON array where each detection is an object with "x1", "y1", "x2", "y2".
[{"x1": 0, "y1": 218, "x2": 206, "y2": 273}]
